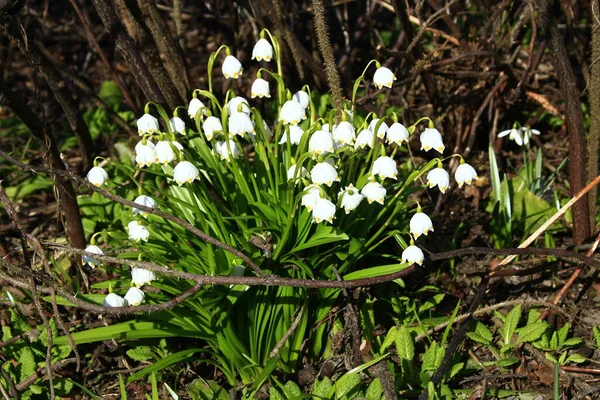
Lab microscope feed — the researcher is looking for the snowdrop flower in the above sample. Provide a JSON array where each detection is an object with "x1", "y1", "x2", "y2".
[
  {"x1": 87, "y1": 166, "x2": 108, "y2": 187},
  {"x1": 227, "y1": 96, "x2": 251, "y2": 115},
  {"x1": 410, "y1": 212, "x2": 434, "y2": 238},
  {"x1": 369, "y1": 119, "x2": 389, "y2": 139},
  {"x1": 301, "y1": 185, "x2": 322, "y2": 210},
  {"x1": 279, "y1": 125, "x2": 305, "y2": 145},
  {"x1": 202, "y1": 116, "x2": 223, "y2": 140},
  {"x1": 132, "y1": 195, "x2": 157, "y2": 217},
  {"x1": 402, "y1": 245, "x2": 424, "y2": 266},
  {"x1": 215, "y1": 140, "x2": 241, "y2": 161},
  {"x1": 82, "y1": 245, "x2": 103, "y2": 268},
  {"x1": 280, "y1": 100, "x2": 305, "y2": 125},
  {"x1": 222, "y1": 55, "x2": 243, "y2": 79},
  {"x1": 155, "y1": 141, "x2": 183, "y2": 164},
  {"x1": 293, "y1": 90, "x2": 310, "y2": 111},
  {"x1": 455, "y1": 163, "x2": 478, "y2": 187},
  {"x1": 361, "y1": 182, "x2": 386, "y2": 205},
  {"x1": 173, "y1": 161, "x2": 199, "y2": 186},
  {"x1": 339, "y1": 185, "x2": 364, "y2": 214},
  {"x1": 168, "y1": 117, "x2": 186, "y2": 135},
  {"x1": 228, "y1": 112, "x2": 254, "y2": 138},
  {"x1": 427, "y1": 167, "x2": 450, "y2": 193},
  {"x1": 137, "y1": 113, "x2": 159, "y2": 136},
  {"x1": 135, "y1": 141, "x2": 157, "y2": 167},
  {"x1": 386, "y1": 122, "x2": 409, "y2": 145},
  {"x1": 355, "y1": 129, "x2": 375, "y2": 149},
  {"x1": 252, "y1": 38, "x2": 273, "y2": 61},
  {"x1": 333, "y1": 121, "x2": 356, "y2": 146},
  {"x1": 103, "y1": 293, "x2": 125, "y2": 307},
  {"x1": 124, "y1": 287, "x2": 145, "y2": 306},
  {"x1": 128, "y1": 221, "x2": 150, "y2": 242},
  {"x1": 420, "y1": 128, "x2": 445, "y2": 153},
  {"x1": 251, "y1": 78, "x2": 270, "y2": 98},
  {"x1": 287, "y1": 164, "x2": 309, "y2": 182},
  {"x1": 309, "y1": 129, "x2": 335, "y2": 157},
  {"x1": 373, "y1": 66, "x2": 396, "y2": 89},
  {"x1": 313, "y1": 198, "x2": 336, "y2": 223},
  {"x1": 310, "y1": 162, "x2": 340, "y2": 187},
  {"x1": 520, "y1": 126, "x2": 541, "y2": 145},
  {"x1": 132, "y1": 268, "x2": 156, "y2": 287},
  {"x1": 188, "y1": 98, "x2": 207, "y2": 118},
  {"x1": 498, "y1": 128, "x2": 522, "y2": 146},
  {"x1": 372, "y1": 156, "x2": 398, "y2": 180}
]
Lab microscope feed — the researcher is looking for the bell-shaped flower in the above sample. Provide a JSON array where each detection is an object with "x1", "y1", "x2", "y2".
[
  {"x1": 135, "y1": 140, "x2": 157, "y2": 167},
  {"x1": 128, "y1": 220, "x2": 150, "y2": 242},
  {"x1": 410, "y1": 212, "x2": 434, "y2": 239},
  {"x1": 279, "y1": 125, "x2": 305, "y2": 145},
  {"x1": 124, "y1": 287, "x2": 145, "y2": 306},
  {"x1": 168, "y1": 117, "x2": 186, "y2": 135},
  {"x1": 361, "y1": 182, "x2": 386, "y2": 205},
  {"x1": 387, "y1": 122, "x2": 409, "y2": 145},
  {"x1": 173, "y1": 161, "x2": 199, "y2": 186},
  {"x1": 215, "y1": 140, "x2": 241, "y2": 161},
  {"x1": 202, "y1": 116, "x2": 223, "y2": 140},
  {"x1": 309, "y1": 129, "x2": 335, "y2": 157},
  {"x1": 310, "y1": 161, "x2": 340, "y2": 187},
  {"x1": 82, "y1": 245, "x2": 103, "y2": 268},
  {"x1": 132, "y1": 195, "x2": 157, "y2": 217},
  {"x1": 369, "y1": 119, "x2": 389, "y2": 139},
  {"x1": 228, "y1": 112, "x2": 254, "y2": 138},
  {"x1": 402, "y1": 245, "x2": 424, "y2": 266},
  {"x1": 87, "y1": 166, "x2": 108, "y2": 187},
  {"x1": 420, "y1": 128, "x2": 445, "y2": 153},
  {"x1": 188, "y1": 98, "x2": 207, "y2": 119},
  {"x1": 137, "y1": 113, "x2": 159, "y2": 136},
  {"x1": 132, "y1": 267, "x2": 157, "y2": 287},
  {"x1": 355, "y1": 129, "x2": 375, "y2": 149},
  {"x1": 222, "y1": 55, "x2": 243, "y2": 79},
  {"x1": 372, "y1": 156, "x2": 398, "y2": 180},
  {"x1": 252, "y1": 38, "x2": 273, "y2": 61},
  {"x1": 313, "y1": 198, "x2": 336, "y2": 224},
  {"x1": 155, "y1": 140, "x2": 183, "y2": 164},
  {"x1": 251, "y1": 78, "x2": 271, "y2": 98},
  {"x1": 339, "y1": 184, "x2": 364, "y2": 214},
  {"x1": 280, "y1": 100, "x2": 305, "y2": 125},
  {"x1": 287, "y1": 164, "x2": 309, "y2": 182},
  {"x1": 103, "y1": 293, "x2": 125, "y2": 307},
  {"x1": 301, "y1": 185, "x2": 322, "y2": 210},
  {"x1": 373, "y1": 66, "x2": 396, "y2": 89},
  {"x1": 427, "y1": 167, "x2": 450, "y2": 193},
  {"x1": 293, "y1": 90, "x2": 310, "y2": 111},
  {"x1": 227, "y1": 96, "x2": 251, "y2": 115},
  {"x1": 455, "y1": 163, "x2": 478, "y2": 187},
  {"x1": 333, "y1": 121, "x2": 356, "y2": 146}
]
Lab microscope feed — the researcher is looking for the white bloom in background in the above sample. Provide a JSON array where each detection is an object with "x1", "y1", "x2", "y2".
[
  {"x1": 227, "y1": 96, "x2": 251, "y2": 115},
  {"x1": 280, "y1": 100, "x2": 305, "y2": 125},
  {"x1": 82, "y1": 245, "x2": 103, "y2": 268},
  {"x1": 222, "y1": 55, "x2": 243, "y2": 79},
  {"x1": 361, "y1": 182, "x2": 386, "y2": 204},
  {"x1": 498, "y1": 128, "x2": 522, "y2": 145},
  {"x1": 251, "y1": 78, "x2": 271, "y2": 98},
  {"x1": 173, "y1": 161, "x2": 199, "y2": 185},
  {"x1": 287, "y1": 164, "x2": 309, "y2": 182},
  {"x1": 262, "y1": 120, "x2": 273, "y2": 139},
  {"x1": 301, "y1": 185, "x2": 322, "y2": 210},
  {"x1": 309, "y1": 129, "x2": 335, "y2": 156},
  {"x1": 373, "y1": 66, "x2": 396, "y2": 89},
  {"x1": 87, "y1": 166, "x2": 108, "y2": 187},
  {"x1": 135, "y1": 141, "x2": 157, "y2": 167},
  {"x1": 313, "y1": 198, "x2": 336, "y2": 223},
  {"x1": 168, "y1": 117, "x2": 186, "y2": 135},
  {"x1": 155, "y1": 140, "x2": 183, "y2": 164},
  {"x1": 252, "y1": 38, "x2": 273, "y2": 61},
  {"x1": 215, "y1": 140, "x2": 241, "y2": 161},
  {"x1": 293, "y1": 90, "x2": 310, "y2": 110},
  {"x1": 279, "y1": 125, "x2": 305, "y2": 145},
  {"x1": 520, "y1": 126, "x2": 540, "y2": 145},
  {"x1": 310, "y1": 162, "x2": 340, "y2": 186},
  {"x1": 369, "y1": 119, "x2": 389, "y2": 139},
  {"x1": 410, "y1": 212, "x2": 434, "y2": 238},
  {"x1": 427, "y1": 167, "x2": 450, "y2": 193},
  {"x1": 132, "y1": 268, "x2": 157, "y2": 287},
  {"x1": 124, "y1": 287, "x2": 145, "y2": 306},
  {"x1": 420, "y1": 128, "x2": 445, "y2": 153},
  {"x1": 188, "y1": 98, "x2": 207, "y2": 118},
  {"x1": 228, "y1": 112, "x2": 254, "y2": 138},
  {"x1": 137, "y1": 113, "x2": 159, "y2": 136},
  {"x1": 202, "y1": 116, "x2": 223, "y2": 140},
  {"x1": 339, "y1": 184, "x2": 364, "y2": 214},
  {"x1": 355, "y1": 129, "x2": 375, "y2": 149},
  {"x1": 402, "y1": 245, "x2": 424, "y2": 266},
  {"x1": 455, "y1": 163, "x2": 478, "y2": 187},
  {"x1": 128, "y1": 221, "x2": 150, "y2": 242},
  {"x1": 387, "y1": 122, "x2": 409, "y2": 145},
  {"x1": 372, "y1": 156, "x2": 398, "y2": 180},
  {"x1": 333, "y1": 121, "x2": 356, "y2": 146},
  {"x1": 132, "y1": 195, "x2": 157, "y2": 217},
  {"x1": 103, "y1": 293, "x2": 125, "y2": 307}
]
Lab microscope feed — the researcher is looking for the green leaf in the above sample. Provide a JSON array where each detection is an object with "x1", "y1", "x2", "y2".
[
  {"x1": 467, "y1": 321, "x2": 493, "y2": 345},
  {"x1": 269, "y1": 387, "x2": 285, "y2": 400},
  {"x1": 557, "y1": 323, "x2": 570, "y2": 347},
  {"x1": 395, "y1": 326, "x2": 415, "y2": 361},
  {"x1": 19, "y1": 347, "x2": 37, "y2": 382},
  {"x1": 127, "y1": 348, "x2": 208, "y2": 383},
  {"x1": 517, "y1": 322, "x2": 548, "y2": 344},
  {"x1": 495, "y1": 357, "x2": 520, "y2": 367},
  {"x1": 562, "y1": 337, "x2": 582, "y2": 348},
  {"x1": 127, "y1": 346, "x2": 155, "y2": 362},
  {"x1": 593, "y1": 326, "x2": 600, "y2": 349},
  {"x1": 283, "y1": 380, "x2": 302, "y2": 397},
  {"x1": 545, "y1": 353, "x2": 558, "y2": 364},
  {"x1": 380, "y1": 326, "x2": 397, "y2": 353},
  {"x1": 422, "y1": 342, "x2": 439, "y2": 371},
  {"x1": 313, "y1": 377, "x2": 332, "y2": 398},
  {"x1": 343, "y1": 263, "x2": 408, "y2": 281},
  {"x1": 333, "y1": 373, "x2": 361, "y2": 399},
  {"x1": 449, "y1": 362, "x2": 464, "y2": 379},
  {"x1": 365, "y1": 378, "x2": 383, "y2": 400},
  {"x1": 289, "y1": 225, "x2": 349, "y2": 253},
  {"x1": 502, "y1": 305, "x2": 522, "y2": 345},
  {"x1": 188, "y1": 379, "x2": 229, "y2": 400},
  {"x1": 566, "y1": 353, "x2": 587, "y2": 364}
]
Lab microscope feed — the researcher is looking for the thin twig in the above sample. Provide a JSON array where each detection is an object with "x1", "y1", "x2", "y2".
[{"x1": 268, "y1": 303, "x2": 306, "y2": 358}]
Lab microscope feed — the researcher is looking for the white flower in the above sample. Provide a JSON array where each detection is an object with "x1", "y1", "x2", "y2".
[
  {"x1": 168, "y1": 117, "x2": 186, "y2": 135},
  {"x1": 280, "y1": 100, "x2": 305, "y2": 125},
  {"x1": 173, "y1": 161, "x2": 199, "y2": 186},
  {"x1": 301, "y1": 185, "x2": 322, "y2": 210},
  {"x1": 155, "y1": 141, "x2": 183, "y2": 164},
  {"x1": 310, "y1": 162, "x2": 340, "y2": 187},
  {"x1": 455, "y1": 163, "x2": 478, "y2": 187},
  {"x1": 188, "y1": 98, "x2": 207, "y2": 118},
  {"x1": 287, "y1": 164, "x2": 309, "y2": 182},
  {"x1": 252, "y1": 38, "x2": 273, "y2": 62},
  {"x1": 124, "y1": 287, "x2": 145, "y2": 306},
  {"x1": 215, "y1": 140, "x2": 241, "y2": 161},
  {"x1": 87, "y1": 166, "x2": 109, "y2": 187},
  {"x1": 82, "y1": 245, "x2": 103, "y2": 268},
  {"x1": 369, "y1": 119, "x2": 389, "y2": 139},
  {"x1": 498, "y1": 128, "x2": 522, "y2": 146},
  {"x1": 355, "y1": 129, "x2": 375, "y2": 149},
  {"x1": 402, "y1": 245, "x2": 424, "y2": 266},
  {"x1": 128, "y1": 220, "x2": 150, "y2": 242},
  {"x1": 135, "y1": 141, "x2": 157, "y2": 167},
  {"x1": 227, "y1": 96, "x2": 251, "y2": 115},
  {"x1": 339, "y1": 185, "x2": 364, "y2": 214},
  {"x1": 333, "y1": 121, "x2": 356, "y2": 146},
  {"x1": 132, "y1": 195, "x2": 157, "y2": 217},
  {"x1": 387, "y1": 122, "x2": 409, "y2": 145},
  {"x1": 361, "y1": 182, "x2": 386, "y2": 204},
  {"x1": 427, "y1": 168, "x2": 450, "y2": 193},
  {"x1": 410, "y1": 212, "x2": 434, "y2": 238},
  {"x1": 202, "y1": 116, "x2": 223, "y2": 140},
  {"x1": 262, "y1": 120, "x2": 273, "y2": 139},
  {"x1": 132, "y1": 268, "x2": 156, "y2": 287},
  {"x1": 103, "y1": 293, "x2": 125, "y2": 307},
  {"x1": 279, "y1": 125, "x2": 305, "y2": 145},
  {"x1": 372, "y1": 156, "x2": 397, "y2": 180},
  {"x1": 293, "y1": 90, "x2": 310, "y2": 110},
  {"x1": 313, "y1": 198, "x2": 336, "y2": 223},
  {"x1": 222, "y1": 55, "x2": 243, "y2": 79},
  {"x1": 228, "y1": 112, "x2": 254, "y2": 138},
  {"x1": 137, "y1": 113, "x2": 159, "y2": 136},
  {"x1": 251, "y1": 78, "x2": 271, "y2": 98},
  {"x1": 420, "y1": 128, "x2": 445, "y2": 153},
  {"x1": 373, "y1": 66, "x2": 396, "y2": 89},
  {"x1": 520, "y1": 126, "x2": 540, "y2": 145},
  {"x1": 309, "y1": 129, "x2": 335, "y2": 157}
]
